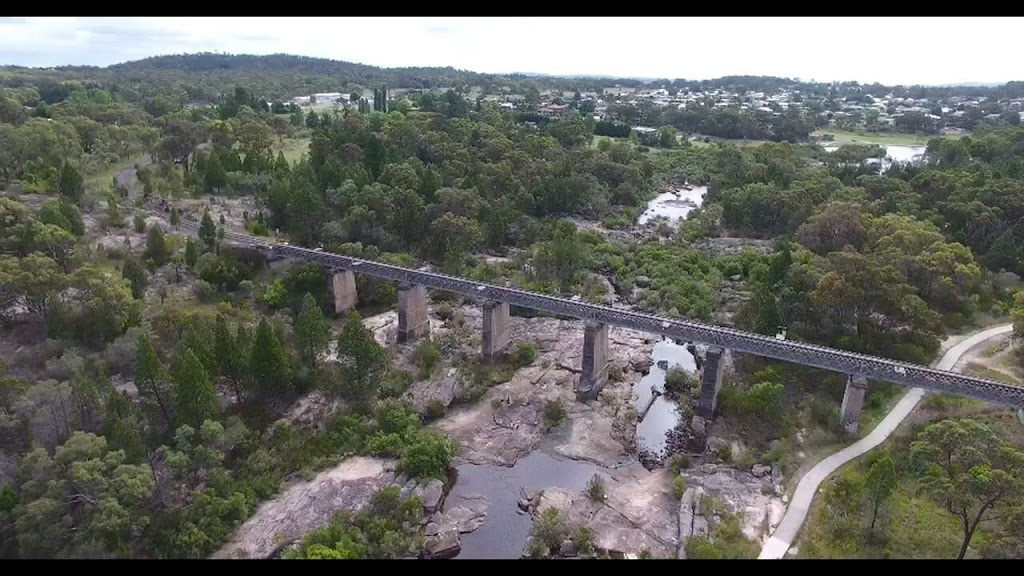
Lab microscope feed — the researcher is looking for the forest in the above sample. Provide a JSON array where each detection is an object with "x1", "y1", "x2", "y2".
[{"x1": 1, "y1": 53, "x2": 1023, "y2": 559}]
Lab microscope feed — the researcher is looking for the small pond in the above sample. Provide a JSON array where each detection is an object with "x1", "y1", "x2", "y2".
[
  {"x1": 638, "y1": 185, "x2": 707, "y2": 226},
  {"x1": 447, "y1": 452, "x2": 610, "y2": 559},
  {"x1": 823, "y1": 144, "x2": 927, "y2": 172}
]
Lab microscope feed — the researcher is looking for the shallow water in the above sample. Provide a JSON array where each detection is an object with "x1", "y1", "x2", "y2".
[
  {"x1": 632, "y1": 339, "x2": 698, "y2": 455},
  {"x1": 638, "y1": 185, "x2": 707, "y2": 226},
  {"x1": 446, "y1": 451, "x2": 610, "y2": 559},
  {"x1": 447, "y1": 341, "x2": 698, "y2": 559},
  {"x1": 823, "y1": 143, "x2": 926, "y2": 171}
]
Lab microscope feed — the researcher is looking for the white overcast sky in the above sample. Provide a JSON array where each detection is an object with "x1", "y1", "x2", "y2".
[{"x1": 1, "y1": 17, "x2": 1021, "y2": 85}]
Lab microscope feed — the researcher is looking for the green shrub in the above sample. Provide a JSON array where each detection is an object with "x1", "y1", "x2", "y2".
[
  {"x1": 668, "y1": 454, "x2": 691, "y2": 475},
  {"x1": 380, "y1": 370, "x2": 414, "y2": 399},
  {"x1": 533, "y1": 507, "x2": 568, "y2": 552},
  {"x1": 543, "y1": 400, "x2": 566, "y2": 431},
  {"x1": 436, "y1": 303, "x2": 455, "y2": 321},
  {"x1": 413, "y1": 339, "x2": 442, "y2": 380},
  {"x1": 586, "y1": 474, "x2": 606, "y2": 502},
  {"x1": 507, "y1": 341, "x2": 538, "y2": 367},
  {"x1": 572, "y1": 525, "x2": 595, "y2": 555},
  {"x1": 672, "y1": 476, "x2": 688, "y2": 501},
  {"x1": 395, "y1": 430, "x2": 458, "y2": 481},
  {"x1": 664, "y1": 367, "x2": 698, "y2": 398},
  {"x1": 423, "y1": 399, "x2": 447, "y2": 423}
]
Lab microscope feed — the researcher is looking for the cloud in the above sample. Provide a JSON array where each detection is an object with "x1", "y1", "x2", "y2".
[
  {"x1": 0, "y1": 17, "x2": 1019, "y2": 85},
  {"x1": 80, "y1": 19, "x2": 189, "y2": 40}
]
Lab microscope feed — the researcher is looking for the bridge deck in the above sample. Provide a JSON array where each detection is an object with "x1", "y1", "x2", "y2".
[{"x1": 170, "y1": 218, "x2": 1024, "y2": 409}]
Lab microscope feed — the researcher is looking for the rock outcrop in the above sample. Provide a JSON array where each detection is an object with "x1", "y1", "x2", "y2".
[
  {"x1": 421, "y1": 493, "x2": 489, "y2": 559},
  {"x1": 213, "y1": 457, "x2": 396, "y2": 559},
  {"x1": 429, "y1": 309, "x2": 656, "y2": 467}
]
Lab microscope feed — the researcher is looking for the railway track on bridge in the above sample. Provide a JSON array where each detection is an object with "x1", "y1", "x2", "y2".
[{"x1": 165, "y1": 216, "x2": 1024, "y2": 410}]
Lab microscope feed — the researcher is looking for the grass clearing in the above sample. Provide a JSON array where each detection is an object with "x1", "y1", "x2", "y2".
[
  {"x1": 84, "y1": 153, "x2": 148, "y2": 200},
  {"x1": 277, "y1": 137, "x2": 312, "y2": 165},
  {"x1": 966, "y1": 362, "x2": 1022, "y2": 385},
  {"x1": 798, "y1": 379, "x2": 1024, "y2": 559},
  {"x1": 814, "y1": 128, "x2": 965, "y2": 147},
  {"x1": 688, "y1": 135, "x2": 772, "y2": 148}
]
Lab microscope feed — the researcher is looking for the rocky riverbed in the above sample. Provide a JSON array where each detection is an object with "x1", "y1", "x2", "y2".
[{"x1": 213, "y1": 302, "x2": 788, "y2": 559}]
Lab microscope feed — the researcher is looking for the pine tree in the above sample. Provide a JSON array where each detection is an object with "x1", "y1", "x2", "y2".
[
  {"x1": 213, "y1": 315, "x2": 244, "y2": 403},
  {"x1": 57, "y1": 160, "x2": 84, "y2": 203},
  {"x1": 103, "y1": 391, "x2": 145, "y2": 462},
  {"x1": 184, "y1": 236, "x2": 199, "y2": 267},
  {"x1": 234, "y1": 323, "x2": 252, "y2": 387},
  {"x1": 122, "y1": 255, "x2": 149, "y2": 299},
  {"x1": 204, "y1": 152, "x2": 227, "y2": 192},
  {"x1": 199, "y1": 209, "x2": 217, "y2": 250},
  {"x1": 249, "y1": 318, "x2": 292, "y2": 398},
  {"x1": 335, "y1": 310, "x2": 386, "y2": 406},
  {"x1": 170, "y1": 207, "x2": 181, "y2": 228},
  {"x1": 182, "y1": 328, "x2": 217, "y2": 376},
  {"x1": 108, "y1": 193, "x2": 124, "y2": 228},
  {"x1": 295, "y1": 293, "x2": 329, "y2": 372},
  {"x1": 135, "y1": 332, "x2": 174, "y2": 429},
  {"x1": 171, "y1": 347, "x2": 221, "y2": 429},
  {"x1": 274, "y1": 151, "x2": 290, "y2": 178},
  {"x1": 144, "y1": 225, "x2": 170, "y2": 267}
]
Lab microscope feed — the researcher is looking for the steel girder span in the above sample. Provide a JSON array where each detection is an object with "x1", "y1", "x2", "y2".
[{"x1": 175, "y1": 220, "x2": 1024, "y2": 410}]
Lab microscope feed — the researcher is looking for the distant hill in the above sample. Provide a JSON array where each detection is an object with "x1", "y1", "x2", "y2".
[
  {"x1": 4, "y1": 52, "x2": 1023, "y2": 104},
  {"x1": 10, "y1": 52, "x2": 512, "y2": 102},
  {"x1": 108, "y1": 52, "x2": 467, "y2": 80}
]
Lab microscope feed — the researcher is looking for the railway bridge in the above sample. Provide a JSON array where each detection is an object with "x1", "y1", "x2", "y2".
[{"x1": 170, "y1": 219, "x2": 1024, "y2": 433}]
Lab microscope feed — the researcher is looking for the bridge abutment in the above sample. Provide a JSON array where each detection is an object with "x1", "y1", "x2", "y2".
[
  {"x1": 331, "y1": 269, "x2": 358, "y2": 315},
  {"x1": 482, "y1": 300, "x2": 511, "y2": 360},
  {"x1": 397, "y1": 284, "x2": 430, "y2": 343},
  {"x1": 577, "y1": 322, "x2": 609, "y2": 400},
  {"x1": 840, "y1": 375, "x2": 869, "y2": 434},
  {"x1": 697, "y1": 346, "x2": 725, "y2": 420}
]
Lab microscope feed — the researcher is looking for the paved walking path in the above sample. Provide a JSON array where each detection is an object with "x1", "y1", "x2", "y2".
[{"x1": 758, "y1": 324, "x2": 1014, "y2": 559}]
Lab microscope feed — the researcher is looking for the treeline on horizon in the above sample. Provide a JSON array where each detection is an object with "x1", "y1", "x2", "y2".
[{"x1": 2, "y1": 52, "x2": 1023, "y2": 104}]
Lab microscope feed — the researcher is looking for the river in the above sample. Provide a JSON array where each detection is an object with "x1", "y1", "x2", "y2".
[
  {"x1": 632, "y1": 339, "x2": 699, "y2": 455},
  {"x1": 446, "y1": 188, "x2": 709, "y2": 558},
  {"x1": 446, "y1": 339, "x2": 700, "y2": 559}
]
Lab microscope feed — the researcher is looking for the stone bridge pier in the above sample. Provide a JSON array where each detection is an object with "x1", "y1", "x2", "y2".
[
  {"x1": 397, "y1": 284, "x2": 430, "y2": 343},
  {"x1": 697, "y1": 346, "x2": 726, "y2": 420},
  {"x1": 576, "y1": 322, "x2": 609, "y2": 401},
  {"x1": 840, "y1": 375, "x2": 869, "y2": 434},
  {"x1": 481, "y1": 300, "x2": 511, "y2": 360},
  {"x1": 331, "y1": 269, "x2": 358, "y2": 314}
]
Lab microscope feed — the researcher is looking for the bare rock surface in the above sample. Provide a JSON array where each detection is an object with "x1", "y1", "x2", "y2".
[
  {"x1": 431, "y1": 494, "x2": 489, "y2": 534},
  {"x1": 526, "y1": 464, "x2": 786, "y2": 559},
  {"x1": 431, "y1": 309, "x2": 655, "y2": 467},
  {"x1": 530, "y1": 465, "x2": 677, "y2": 558},
  {"x1": 424, "y1": 530, "x2": 461, "y2": 559},
  {"x1": 213, "y1": 457, "x2": 396, "y2": 559},
  {"x1": 677, "y1": 485, "x2": 711, "y2": 557},
  {"x1": 682, "y1": 466, "x2": 786, "y2": 543}
]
